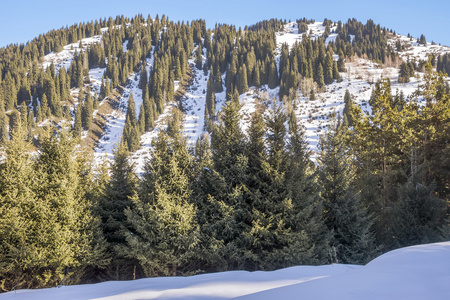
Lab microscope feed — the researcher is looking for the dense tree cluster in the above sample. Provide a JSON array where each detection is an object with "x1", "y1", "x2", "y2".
[{"x1": 437, "y1": 53, "x2": 450, "y2": 76}]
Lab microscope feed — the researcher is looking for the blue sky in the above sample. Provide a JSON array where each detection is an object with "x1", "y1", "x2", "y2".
[{"x1": 1, "y1": 0, "x2": 449, "y2": 48}]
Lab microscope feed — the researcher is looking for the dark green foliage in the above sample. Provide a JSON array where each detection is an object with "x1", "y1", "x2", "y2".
[
  {"x1": 82, "y1": 90, "x2": 94, "y2": 130},
  {"x1": 205, "y1": 69, "x2": 216, "y2": 120},
  {"x1": 319, "y1": 119, "x2": 377, "y2": 264},
  {"x1": 419, "y1": 34, "x2": 427, "y2": 45},
  {"x1": 391, "y1": 178, "x2": 448, "y2": 248},
  {"x1": 336, "y1": 18, "x2": 389, "y2": 63},
  {"x1": 0, "y1": 106, "x2": 8, "y2": 144},
  {"x1": 237, "y1": 64, "x2": 248, "y2": 94},
  {"x1": 398, "y1": 62, "x2": 415, "y2": 83},
  {"x1": 122, "y1": 93, "x2": 141, "y2": 152},
  {"x1": 343, "y1": 89, "x2": 354, "y2": 126},
  {"x1": 73, "y1": 102, "x2": 82, "y2": 138},
  {"x1": 195, "y1": 45, "x2": 203, "y2": 70},
  {"x1": 98, "y1": 142, "x2": 138, "y2": 279},
  {"x1": 8, "y1": 109, "x2": 21, "y2": 138},
  {"x1": 437, "y1": 53, "x2": 450, "y2": 75}
]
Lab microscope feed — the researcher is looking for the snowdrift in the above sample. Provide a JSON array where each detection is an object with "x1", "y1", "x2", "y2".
[{"x1": 1, "y1": 241, "x2": 449, "y2": 300}]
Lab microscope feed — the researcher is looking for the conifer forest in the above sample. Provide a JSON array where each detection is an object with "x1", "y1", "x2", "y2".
[{"x1": 0, "y1": 15, "x2": 448, "y2": 291}]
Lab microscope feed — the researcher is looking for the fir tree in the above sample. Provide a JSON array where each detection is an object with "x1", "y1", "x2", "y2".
[
  {"x1": 124, "y1": 121, "x2": 199, "y2": 276},
  {"x1": 99, "y1": 141, "x2": 138, "y2": 279},
  {"x1": 343, "y1": 89, "x2": 355, "y2": 126},
  {"x1": 0, "y1": 105, "x2": 8, "y2": 144},
  {"x1": 73, "y1": 103, "x2": 82, "y2": 138},
  {"x1": 318, "y1": 118, "x2": 377, "y2": 264},
  {"x1": 237, "y1": 64, "x2": 249, "y2": 94},
  {"x1": 82, "y1": 90, "x2": 94, "y2": 130}
]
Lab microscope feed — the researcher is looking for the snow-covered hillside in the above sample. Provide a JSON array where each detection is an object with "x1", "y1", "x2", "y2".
[
  {"x1": 39, "y1": 20, "x2": 450, "y2": 167},
  {"x1": 1, "y1": 241, "x2": 448, "y2": 300}
]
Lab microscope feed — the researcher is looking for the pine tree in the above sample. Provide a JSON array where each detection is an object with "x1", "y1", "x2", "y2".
[
  {"x1": 343, "y1": 89, "x2": 354, "y2": 126},
  {"x1": 268, "y1": 58, "x2": 278, "y2": 89},
  {"x1": 124, "y1": 122, "x2": 199, "y2": 276},
  {"x1": 9, "y1": 109, "x2": 21, "y2": 139},
  {"x1": 99, "y1": 141, "x2": 138, "y2": 279},
  {"x1": 214, "y1": 65, "x2": 223, "y2": 93},
  {"x1": 284, "y1": 111, "x2": 330, "y2": 266},
  {"x1": 40, "y1": 93, "x2": 51, "y2": 119},
  {"x1": 195, "y1": 45, "x2": 203, "y2": 70},
  {"x1": 122, "y1": 93, "x2": 140, "y2": 152},
  {"x1": 237, "y1": 64, "x2": 248, "y2": 94},
  {"x1": 32, "y1": 128, "x2": 107, "y2": 287},
  {"x1": 138, "y1": 103, "x2": 145, "y2": 134},
  {"x1": 82, "y1": 89, "x2": 93, "y2": 130},
  {"x1": 73, "y1": 103, "x2": 82, "y2": 138},
  {"x1": 391, "y1": 176, "x2": 448, "y2": 248},
  {"x1": 0, "y1": 124, "x2": 39, "y2": 290},
  {"x1": 324, "y1": 51, "x2": 334, "y2": 85},
  {"x1": 316, "y1": 63, "x2": 325, "y2": 89},
  {"x1": 205, "y1": 70, "x2": 216, "y2": 120},
  {"x1": 318, "y1": 118, "x2": 377, "y2": 264},
  {"x1": 0, "y1": 104, "x2": 8, "y2": 144}
]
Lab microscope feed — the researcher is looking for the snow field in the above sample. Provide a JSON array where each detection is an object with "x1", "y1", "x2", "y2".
[{"x1": 1, "y1": 242, "x2": 448, "y2": 300}]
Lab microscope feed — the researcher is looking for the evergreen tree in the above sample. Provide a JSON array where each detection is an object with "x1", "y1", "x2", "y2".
[
  {"x1": 318, "y1": 118, "x2": 377, "y2": 264},
  {"x1": 124, "y1": 121, "x2": 199, "y2": 276},
  {"x1": 343, "y1": 89, "x2": 355, "y2": 126},
  {"x1": 268, "y1": 58, "x2": 278, "y2": 89},
  {"x1": 122, "y1": 93, "x2": 140, "y2": 152},
  {"x1": 316, "y1": 63, "x2": 325, "y2": 89},
  {"x1": 205, "y1": 70, "x2": 216, "y2": 120},
  {"x1": 73, "y1": 103, "x2": 82, "y2": 138},
  {"x1": 40, "y1": 93, "x2": 51, "y2": 119},
  {"x1": 82, "y1": 90, "x2": 94, "y2": 130},
  {"x1": 99, "y1": 141, "x2": 138, "y2": 279},
  {"x1": 0, "y1": 105, "x2": 8, "y2": 144},
  {"x1": 391, "y1": 176, "x2": 448, "y2": 248},
  {"x1": 237, "y1": 64, "x2": 249, "y2": 94},
  {"x1": 9, "y1": 109, "x2": 21, "y2": 138},
  {"x1": 0, "y1": 125, "x2": 39, "y2": 290},
  {"x1": 195, "y1": 45, "x2": 203, "y2": 70}
]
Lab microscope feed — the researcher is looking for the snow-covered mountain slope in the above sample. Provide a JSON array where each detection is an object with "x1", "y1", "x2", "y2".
[
  {"x1": 40, "y1": 20, "x2": 450, "y2": 167},
  {"x1": 1, "y1": 241, "x2": 448, "y2": 300}
]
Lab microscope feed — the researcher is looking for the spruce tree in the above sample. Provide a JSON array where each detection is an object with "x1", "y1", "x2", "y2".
[
  {"x1": 237, "y1": 64, "x2": 249, "y2": 94},
  {"x1": 0, "y1": 104, "x2": 8, "y2": 144},
  {"x1": 122, "y1": 93, "x2": 141, "y2": 152},
  {"x1": 343, "y1": 89, "x2": 354, "y2": 126},
  {"x1": 0, "y1": 124, "x2": 38, "y2": 290},
  {"x1": 99, "y1": 141, "x2": 138, "y2": 279},
  {"x1": 124, "y1": 120, "x2": 199, "y2": 276},
  {"x1": 318, "y1": 118, "x2": 377, "y2": 264},
  {"x1": 9, "y1": 109, "x2": 21, "y2": 139},
  {"x1": 73, "y1": 103, "x2": 82, "y2": 138},
  {"x1": 82, "y1": 90, "x2": 94, "y2": 130}
]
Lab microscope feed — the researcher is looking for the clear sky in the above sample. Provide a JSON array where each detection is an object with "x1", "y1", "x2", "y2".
[{"x1": 1, "y1": 0, "x2": 449, "y2": 48}]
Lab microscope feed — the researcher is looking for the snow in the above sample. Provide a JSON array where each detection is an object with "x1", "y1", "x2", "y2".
[
  {"x1": 1, "y1": 241, "x2": 448, "y2": 300},
  {"x1": 42, "y1": 35, "x2": 103, "y2": 71}
]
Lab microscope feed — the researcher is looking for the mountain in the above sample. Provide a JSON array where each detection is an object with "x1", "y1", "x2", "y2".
[{"x1": 19, "y1": 17, "x2": 450, "y2": 169}]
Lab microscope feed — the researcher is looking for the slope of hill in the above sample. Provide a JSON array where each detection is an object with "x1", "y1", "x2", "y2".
[
  {"x1": 1, "y1": 241, "x2": 448, "y2": 300},
  {"x1": 34, "y1": 18, "x2": 450, "y2": 167}
]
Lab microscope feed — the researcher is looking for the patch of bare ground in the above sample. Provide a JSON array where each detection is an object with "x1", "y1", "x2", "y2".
[
  {"x1": 80, "y1": 90, "x2": 122, "y2": 150},
  {"x1": 174, "y1": 64, "x2": 195, "y2": 110}
]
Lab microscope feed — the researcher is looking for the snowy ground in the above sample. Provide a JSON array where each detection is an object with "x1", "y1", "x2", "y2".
[{"x1": 1, "y1": 241, "x2": 448, "y2": 300}]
